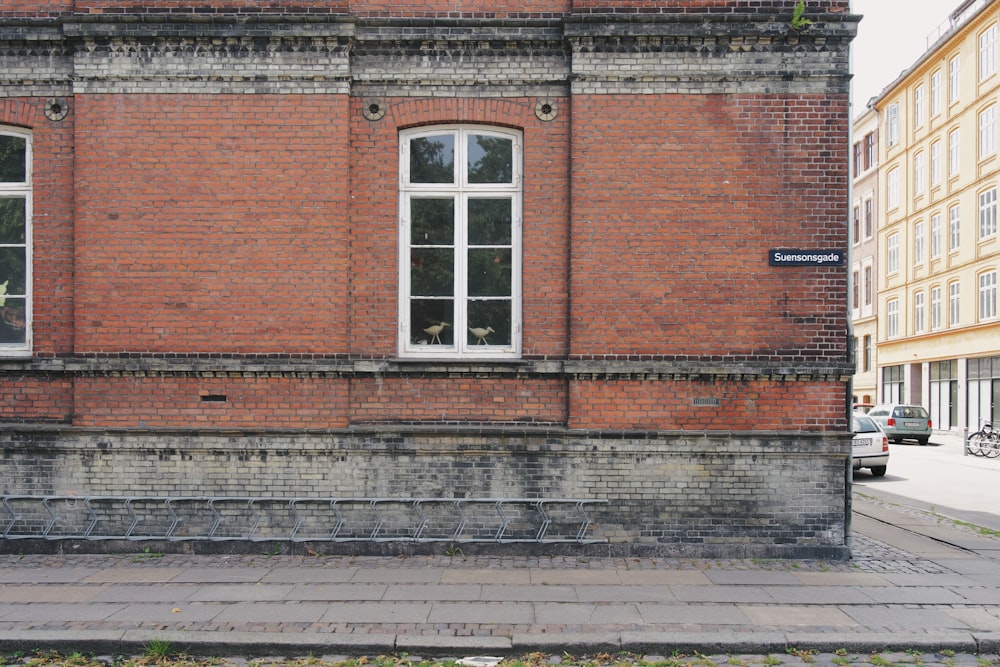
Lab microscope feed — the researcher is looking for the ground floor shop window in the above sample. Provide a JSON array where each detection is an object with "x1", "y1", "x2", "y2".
[
  {"x1": 882, "y1": 365, "x2": 904, "y2": 404},
  {"x1": 929, "y1": 360, "x2": 958, "y2": 430},
  {"x1": 969, "y1": 356, "x2": 1000, "y2": 429}
]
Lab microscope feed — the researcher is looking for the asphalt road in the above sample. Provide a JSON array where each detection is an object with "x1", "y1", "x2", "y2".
[{"x1": 851, "y1": 429, "x2": 1000, "y2": 534}]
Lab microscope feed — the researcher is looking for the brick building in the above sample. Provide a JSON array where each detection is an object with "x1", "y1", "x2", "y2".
[{"x1": 0, "y1": 0, "x2": 858, "y2": 557}]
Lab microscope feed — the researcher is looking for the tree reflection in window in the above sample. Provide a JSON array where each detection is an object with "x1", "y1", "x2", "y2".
[{"x1": 0, "y1": 133, "x2": 27, "y2": 347}]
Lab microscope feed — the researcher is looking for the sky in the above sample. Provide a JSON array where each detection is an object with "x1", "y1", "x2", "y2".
[{"x1": 850, "y1": 0, "x2": 958, "y2": 114}]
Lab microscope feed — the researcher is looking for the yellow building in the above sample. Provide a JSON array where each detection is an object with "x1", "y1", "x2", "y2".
[
  {"x1": 851, "y1": 107, "x2": 879, "y2": 407},
  {"x1": 872, "y1": 0, "x2": 1000, "y2": 431}
]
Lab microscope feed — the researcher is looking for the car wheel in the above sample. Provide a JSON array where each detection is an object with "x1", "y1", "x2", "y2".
[
  {"x1": 870, "y1": 466, "x2": 887, "y2": 477},
  {"x1": 917, "y1": 437, "x2": 929, "y2": 445}
]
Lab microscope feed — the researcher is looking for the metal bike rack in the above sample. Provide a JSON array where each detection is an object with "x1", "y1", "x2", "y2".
[{"x1": 2, "y1": 495, "x2": 606, "y2": 544}]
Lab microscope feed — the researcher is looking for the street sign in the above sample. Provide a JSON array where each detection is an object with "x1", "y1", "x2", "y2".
[{"x1": 769, "y1": 249, "x2": 844, "y2": 266}]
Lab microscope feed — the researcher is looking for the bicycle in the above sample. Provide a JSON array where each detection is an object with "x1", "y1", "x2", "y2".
[{"x1": 968, "y1": 421, "x2": 1000, "y2": 458}]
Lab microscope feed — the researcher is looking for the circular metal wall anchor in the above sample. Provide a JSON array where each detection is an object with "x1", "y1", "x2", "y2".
[
  {"x1": 535, "y1": 99, "x2": 557, "y2": 122},
  {"x1": 44, "y1": 98, "x2": 69, "y2": 122},
  {"x1": 362, "y1": 99, "x2": 386, "y2": 122}
]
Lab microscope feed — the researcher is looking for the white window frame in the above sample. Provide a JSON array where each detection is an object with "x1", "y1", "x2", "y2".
[
  {"x1": 852, "y1": 265, "x2": 860, "y2": 318},
  {"x1": 887, "y1": 167, "x2": 900, "y2": 209},
  {"x1": 887, "y1": 103, "x2": 899, "y2": 147},
  {"x1": 949, "y1": 128, "x2": 961, "y2": 177},
  {"x1": 914, "y1": 291, "x2": 925, "y2": 334},
  {"x1": 980, "y1": 187, "x2": 997, "y2": 239},
  {"x1": 931, "y1": 213, "x2": 943, "y2": 258},
  {"x1": 950, "y1": 204, "x2": 961, "y2": 252},
  {"x1": 864, "y1": 197, "x2": 874, "y2": 239},
  {"x1": 914, "y1": 221, "x2": 925, "y2": 264},
  {"x1": 914, "y1": 84, "x2": 926, "y2": 129},
  {"x1": 981, "y1": 24, "x2": 997, "y2": 81},
  {"x1": 949, "y1": 281, "x2": 960, "y2": 327},
  {"x1": 980, "y1": 270, "x2": 997, "y2": 321},
  {"x1": 932, "y1": 285, "x2": 943, "y2": 330},
  {"x1": 949, "y1": 55, "x2": 961, "y2": 104},
  {"x1": 862, "y1": 260, "x2": 873, "y2": 317},
  {"x1": 887, "y1": 233, "x2": 899, "y2": 274},
  {"x1": 398, "y1": 125, "x2": 522, "y2": 359},
  {"x1": 930, "y1": 141, "x2": 942, "y2": 186},
  {"x1": 0, "y1": 128, "x2": 31, "y2": 357},
  {"x1": 887, "y1": 298, "x2": 899, "y2": 338},
  {"x1": 931, "y1": 70, "x2": 942, "y2": 116},
  {"x1": 914, "y1": 152, "x2": 925, "y2": 196},
  {"x1": 980, "y1": 105, "x2": 996, "y2": 159}
]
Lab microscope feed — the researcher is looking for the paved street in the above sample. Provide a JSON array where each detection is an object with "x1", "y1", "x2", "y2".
[{"x1": 0, "y1": 430, "x2": 998, "y2": 663}]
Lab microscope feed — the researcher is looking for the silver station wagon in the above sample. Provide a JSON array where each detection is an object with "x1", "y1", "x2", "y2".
[{"x1": 867, "y1": 404, "x2": 933, "y2": 445}]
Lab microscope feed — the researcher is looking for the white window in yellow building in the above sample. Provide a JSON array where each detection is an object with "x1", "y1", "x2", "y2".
[
  {"x1": 887, "y1": 103, "x2": 899, "y2": 146},
  {"x1": 887, "y1": 233, "x2": 899, "y2": 274},
  {"x1": 887, "y1": 299, "x2": 900, "y2": 338},
  {"x1": 931, "y1": 70, "x2": 942, "y2": 116},
  {"x1": 931, "y1": 213, "x2": 943, "y2": 258},
  {"x1": 914, "y1": 152, "x2": 926, "y2": 196},
  {"x1": 980, "y1": 24, "x2": 996, "y2": 81},
  {"x1": 950, "y1": 204, "x2": 961, "y2": 252},
  {"x1": 949, "y1": 129, "x2": 961, "y2": 177},
  {"x1": 914, "y1": 221, "x2": 925, "y2": 264},
  {"x1": 931, "y1": 140, "x2": 942, "y2": 186},
  {"x1": 914, "y1": 291, "x2": 925, "y2": 334},
  {"x1": 949, "y1": 55, "x2": 961, "y2": 104},
  {"x1": 914, "y1": 85, "x2": 926, "y2": 129},
  {"x1": 949, "y1": 281, "x2": 960, "y2": 327},
  {"x1": 932, "y1": 286, "x2": 943, "y2": 331},
  {"x1": 980, "y1": 187, "x2": 997, "y2": 239},
  {"x1": 979, "y1": 106, "x2": 996, "y2": 159},
  {"x1": 887, "y1": 168, "x2": 900, "y2": 209},
  {"x1": 980, "y1": 271, "x2": 997, "y2": 321}
]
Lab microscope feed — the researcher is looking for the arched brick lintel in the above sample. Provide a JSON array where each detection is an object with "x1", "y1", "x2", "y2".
[
  {"x1": 0, "y1": 99, "x2": 40, "y2": 129},
  {"x1": 386, "y1": 97, "x2": 535, "y2": 132}
]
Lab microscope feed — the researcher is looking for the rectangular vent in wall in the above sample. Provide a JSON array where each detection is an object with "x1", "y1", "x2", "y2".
[
  {"x1": 692, "y1": 397, "x2": 721, "y2": 407},
  {"x1": 200, "y1": 394, "x2": 228, "y2": 403}
]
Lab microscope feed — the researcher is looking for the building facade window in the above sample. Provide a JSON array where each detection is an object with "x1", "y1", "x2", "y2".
[
  {"x1": 980, "y1": 270, "x2": 997, "y2": 321},
  {"x1": 931, "y1": 213, "x2": 943, "y2": 258},
  {"x1": 949, "y1": 280, "x2": 960, "y2": 326},
  {"x1": 852, "y1": 266, "x2": 860, "y2": 314},
  {"x1": 949, "y1": 55, "x2": 961, "y2": 104},
  {"x1": 863, "y1": 334, "x2": 871, "y2": 372},
  {"x1": 883, "y1": 364, "x2": 904, "y2": 403},
  {"x1": 852, "y1": 204, "x2": 861, "y2": 244},
  {"x1": 914, "y1": 291, "x2": 925, "y2": 334},
  {"x1": 863, "y1": 262, "x2": 873, "y2": 315},
  {"x1": 980, "y1": 105, "x2": 996, "y2": 159},
  {"x1": 0, "y1": 129, "x2": 30, "y2": 355},
  {"x1": 949, "y1": 128, "x2": 961, "y2": 177},
  {"x1": 914, "y1": 84, "x2": 926, "y2": 128},
  {"x1": 853, "y1": 142, "x2": 862, "y2": 176},
  {"x1": 864, "y1": 198, "x2": 874, "y2": 238},
  {"x1": 929, "y1": 360, "x2": 958, "y2": 430},
  {"x1": 931, "y1": 70, "x2": 942, "y2": 116},
  {"x1": 399, "y1": 125, "x2": 522, "y2": 358},
  {"x1": 932, "y1": 285, "x2": 942, "y2": 330},
  {"x1": 914, "y1": 152, "x2": 926, "y2": 196},
  {"x1": 981, "y1": 24, "x2": 997, "y2": 80},
  {"x1": 887, "y1": 168, "x2": 900, "y2": 208},
  {"x1": 914, "y1": 221, "x2": 925, "y2": 264},
  {"x1": 887, "y1": 103, "x2": 899, "y2": 147},
  {"x1": 950, "y1": 204, "x2": 961, "y2": 252},
  {"x1": 887, "y1": 298, "x2": 899, "y2": 338},
  {"x1": 887, "y1": 233, "x2": 899, "y2": 273},
  {"x1": 968, "y1": 356, "x2": 1000, "y2": 429},
  {"x1": 864, "y1": 132, "x2": 875, "y2": 169},
  {"x1": 981, "y1": 187, "x2": 998, "y2": 239},
  {"x1": 931, "y1": 140, "x2": 942, "y2": 186}
]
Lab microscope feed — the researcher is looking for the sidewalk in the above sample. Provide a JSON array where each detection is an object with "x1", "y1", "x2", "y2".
[{"x1": 1, "y1": 482, "x2": 999, "y2": 659}]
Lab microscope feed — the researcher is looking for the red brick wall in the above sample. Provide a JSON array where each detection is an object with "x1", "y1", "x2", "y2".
[
  {"x1": 351, "y1": 376, "x2": 566, "y2": 424},
  {"x1": 72, "y1": 376, "x2": 350, "y2": 429},
  {"x1": 72, "y1": 94, "x2": 351, "y2": 355},
  {"x1": 569, "y1": 379, "x2": 845, "y2": 431},
  {"x1": 569, "y1": 94, "x2": 849, "y2": 361},
  {"x1": 569, "y1": 0, "x2": 849, "y2": 11},
  {"x1": 0, "y1": 376, "x2": 73, "y2": 422}
]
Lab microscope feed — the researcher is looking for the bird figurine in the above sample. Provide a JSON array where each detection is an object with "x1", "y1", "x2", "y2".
[
  {"x1": 468, "y1": 326, "x2": 494, "y2": 345},
  {"x1": 422, "y1": 321, "x2": 449, "y2": 344}
]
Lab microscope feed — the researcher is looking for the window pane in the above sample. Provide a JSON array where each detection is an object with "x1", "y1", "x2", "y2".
[
  {"x1": 411, "y1": 300, "x2": 454, "y2": 346},
  {"x1": 0, "y1": 197, "x2": 26, "y2": 244},
  {"x1": 411, "y1": 248, "x2": 454, "y2": 296},
  {"x1": 0, "y1": 247, "x2": 25, "y2": 295},
  {"x1": 467, "y1": 134, "x2": 512, "y2": 184},
  {"x1": 467, "y1": 299, "x2": 512, "y2": 346},
  {"x1": 411, "y1": 198, "x2": 454, "y2": 246},
  {"x1": 468, "y1": 248, "x2": 511, "y2": 297},
  {"x1": 410, "y1": 135, "x2": 454, "y2": 184},
  {"x1": 0, "y1": 296, "x2": 24, "y2": 344},
  {"x1": 0, "y1": 135, "x2": 26, "y2": 183},
  {"x1": 468, "y1": 198, "x2": 512, "y2": 245}
]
